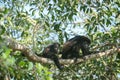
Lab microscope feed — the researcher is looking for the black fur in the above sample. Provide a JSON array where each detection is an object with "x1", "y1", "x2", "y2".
[
  {"x1": 61, "y1": 36, "x2": 91, "y2": 59},
  {"x1": 42, "y1": 43, "x2": 63, "y2": 70}
]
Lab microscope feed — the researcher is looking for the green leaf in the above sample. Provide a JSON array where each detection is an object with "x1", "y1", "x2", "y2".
[
  {"x1": 64, "y1": 32, "x2": 68, "y2": 40},
  {"x1": 106, "y1": 19, "x2": 111, "y2": 26},
  {"x1": 32, "y1": 10, "x2": 36, "y2": 16},
  {"x1": 68, "y1": 13, "x2": 73, "y2": 20},
  {"x1": 19, "y1": 61, "x2": 26, "y2": 67},
  {"x1": 102, "y1": 19, "x2": 105, "y2": 24},
  {"x1": 2, "y1": 48, "x2": 12, "y2": 59},
  {"x1": 6, "y1": 57, "x2": 15, "y2": 66},
  {"x1": 84, "y1": 23, "x2": 90, "y2": 30},
  {"x1": 91, "y1": 16, "x2": 96, "y2": 21},
  {"x1": 45, "y1": 21, "x2": 49, "y2": 27},
  {"x1": 4, "y1": 8, "x2": 8, "y2": 14},
  {"x1": 90, "y1": 8, "x2": 92, "y2": 13},
  {"x1": 94, "y1": 26, "x2": 97, "y2": 32},
  {"x1": 0, "y1": 13, "x2": 3, "y2": 18},
  {"x1": 28, "y1": 62, "x2": 33, "y2": 70},
  {"x1": 53, "y1": 22, "x2": 61, "y2": 31},
  {"x1": 86, "y1": 8, "x2": 89, "y2": 13},
  {"x1": 29, "y1": 8, "x2": 34, "y2": 11},
  {"x1": 83, "y1": 5, "x2": 87, "y2": 12},
  {"x1": 0, "y1": 25, "x2": 5, "y2": 35},
  {"x1": 59, "y1": 32, "x2": 63, "y2": 44},
  {"x1": 52, "y1": 15, "x2": 55, "y2": 20},
  {"x1": 53, "y1": 0, "x2": 56, "y2": 3},
  {"x1": 21, "y1": 31, "x2": 24, "y2": 37}
]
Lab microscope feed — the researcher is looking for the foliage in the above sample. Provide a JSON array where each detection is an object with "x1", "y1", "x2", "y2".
[{"x1": 0, "y1": 0, "x2": 120, "y2": 79}]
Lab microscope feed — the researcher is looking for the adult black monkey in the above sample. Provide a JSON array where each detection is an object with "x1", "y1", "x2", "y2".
[
  {"x1": 42, "y1": 43, "x2": 63, "y2": 70},
  {"x1": 61, "y1": 35, "x2": 91, "y2": 59}
]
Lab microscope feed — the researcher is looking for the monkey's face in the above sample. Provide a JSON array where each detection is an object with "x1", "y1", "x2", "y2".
[
  {"x1": 54, "y1": 43, "x2": 60, "y2": 53},
  {"x1": 82, "y1": 41, "x2": 90, "y2": 51}
]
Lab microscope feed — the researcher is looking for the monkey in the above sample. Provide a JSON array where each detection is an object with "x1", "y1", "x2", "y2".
[
  {"x1": 42, "y1": 43, "x2": 63, "y2": 70},
  {"x1": 61, "y1": 35, "x2": 91, "y2": 59}
]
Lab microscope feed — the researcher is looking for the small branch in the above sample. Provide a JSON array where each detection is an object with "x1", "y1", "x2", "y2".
[
  {"x1": 92, "y1": 43, "x2": 119, "y2": 50},
  {"x1": 1, "y1": 36, "x2": 120, "y2": 65}
]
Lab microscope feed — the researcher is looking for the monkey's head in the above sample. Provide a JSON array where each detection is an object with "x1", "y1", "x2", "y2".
[
  {"x1": 42, "y1": 42, "x2": 60, "y2": 54},
  {"x1": 53, "y1": 43, "x2": 60, "y2": 53},
  {"x1": 75, "y1": 35, "x2": 91, "y2": 44}
]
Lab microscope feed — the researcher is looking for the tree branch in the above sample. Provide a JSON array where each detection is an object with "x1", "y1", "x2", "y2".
[{"x1": 2, "y1": 36, "x2": 120, "y2": 65}]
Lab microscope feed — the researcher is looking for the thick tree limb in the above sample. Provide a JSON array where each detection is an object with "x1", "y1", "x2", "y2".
[{"x1": 2, "y1": 36, "x2": 120, "y2": 65}]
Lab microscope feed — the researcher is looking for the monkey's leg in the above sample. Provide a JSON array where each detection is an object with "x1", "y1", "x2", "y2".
[
  {"x1": 81, "y1": 44, "x2": 90, "y2": 56},
  {"x1": 52, "y1": 55, "x2": 64, "y2": 70}
]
